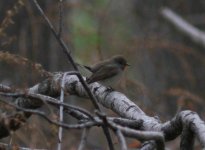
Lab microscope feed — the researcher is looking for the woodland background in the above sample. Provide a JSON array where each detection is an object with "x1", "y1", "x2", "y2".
[{"x1": 0, "y1": 0, "x2": 205, "y2": 149}]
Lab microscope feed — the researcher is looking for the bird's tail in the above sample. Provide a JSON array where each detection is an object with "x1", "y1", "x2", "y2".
[
  {"x1": 83, "y1": 65, "x2": 92, "y2": 72},
  {"x1": 76, "y1": 63, "x2": 92, "y2": 72}
]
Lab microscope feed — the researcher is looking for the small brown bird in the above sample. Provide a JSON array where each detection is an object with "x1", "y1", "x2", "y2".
[{"x1": 84, "y1": 55, "x2": 130, "y2": 86}]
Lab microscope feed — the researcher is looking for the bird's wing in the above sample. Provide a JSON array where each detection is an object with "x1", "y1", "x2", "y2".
[
  {"x1": 87, "y1": 65, "x2": 119, "y2": 84},
  {"x1": 90, "y1": 60, "x2": 109, "y2": 72},
  {"x1": 83, "y1": 60, "x2": 110, "y2": 72},
  {"x1": 83, "y1": 65, "x2": 93, "y2": 72}
]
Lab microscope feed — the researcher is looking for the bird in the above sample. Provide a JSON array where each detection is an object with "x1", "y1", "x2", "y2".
[{"x1": 84, "y1": 55, "x2": 130, "y2": 87}]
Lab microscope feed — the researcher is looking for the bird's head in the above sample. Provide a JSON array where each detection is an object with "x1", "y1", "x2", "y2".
[{"x1": 112, "y1": 55, "x2": 130, "y2": 69}]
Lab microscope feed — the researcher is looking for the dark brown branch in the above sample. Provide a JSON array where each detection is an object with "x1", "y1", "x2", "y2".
[
  {"x1": 31, "y1": 0, "x2": 76, "y2": 70},
  {"x1": 96, "y1": 110, "x2": 115, "y2": 150},
  {"x1": 0, "y1": 92, "x2": 94, "y2": 120},
  {"x1": 31, "y1": 0, "x2": 100, "y2": 111},
  {"x1": 30, "y1": 1, "x2": 114, "y2": 147},
  {"x1": 0, "y1": 97, "x2": 99, "y2": 130}
]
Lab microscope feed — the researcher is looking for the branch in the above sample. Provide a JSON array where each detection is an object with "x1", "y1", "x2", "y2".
[
  {"x1": 161, "y1": 7, "x2": 205, "y2": 48},
  {"x1": 1, "y1": 73, "x2": 205, "y2": 148},
  {"x1": 58, "y1": 72, "x2": 66, "y2": 150},
  {"x1": 31, "y1": 1, "x2": 114, "y2": 148},
  {"x1": 162, "y1": 110, "x2": 205, "y2": 148},
  {"x1": 39, "y1": 73, "x2": 205, "y2": 149},
  {"x1": 77, "y1": 128, "x2": 89, "y2": 150},
  {"x1": 0, "y1": 84, "x2": 13, "y2": 93},
  {"x1": 116, "y1": 129, "x2": 127, "y2": 150},
  {"x1": 0, "y1": 142, "x2": 47, "y2": 150},
  {"x1": 0, "y1": 97, "x2": 98, "y2": 130},
  {"x1": 31, "y1": 0, "x2": 100, "y2": 110},
  {"x1": 2, "y1": 73, "x2": 205, "y2": 147},
  {"x1": 0, "y1": 92, "x2": 93, "y2": 120},
  {"x1": 108, "y1": 121, "x2": 165, "y2": 150},
  {"x1": 53, "y1": 73, "x2": 157, "y2": 129},
  {"x1": 180, "y1": 125, "x2": 194, "y2": 150},
  {"x1": 31, "y1": 0, "x2": 76, "y2": 69},
  {"x1": 140, "y1": 141, "x2": 156, "y2": 150},
  {"x1": 110, "y1": 117, "x2": 143, "y2": 129}
]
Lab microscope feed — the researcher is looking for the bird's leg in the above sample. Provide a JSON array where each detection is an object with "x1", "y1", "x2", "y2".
[{"x1": 105, "y1": 86, "x2": 115, "y2": 92}]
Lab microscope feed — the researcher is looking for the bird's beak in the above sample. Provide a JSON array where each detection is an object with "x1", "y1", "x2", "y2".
[{"x1": 126, "y1": 63, "x2": 130, "y2": 66}]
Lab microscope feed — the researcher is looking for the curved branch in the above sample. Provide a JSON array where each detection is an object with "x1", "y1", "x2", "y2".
[
  {"x1": 1, "y1": 73, "x2": 205, "y2": 149},
  {"x1": 162, "y1": 110, "x2": 205, "y2": 148},
  {"x1": 116, "y1": 129, "x2": 127, "y2": 150}
]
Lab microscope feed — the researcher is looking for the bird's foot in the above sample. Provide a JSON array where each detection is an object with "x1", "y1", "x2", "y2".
[{"x1": 105, "y1": 86, "x2": 115, "y2": 92}]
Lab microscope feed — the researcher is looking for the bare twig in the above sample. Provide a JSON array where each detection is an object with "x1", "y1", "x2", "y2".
[
  {"x1": 0, "y1": 97, "x2": 99, "y2": 130},
  {"x1": 30, "y1": 1, "x2": 102, "y2": 112},
  {"x1": 0, "y1": 142, "x2": 47, "y2": 150},
  {"x1": 54, "y1": 72, "x2": 115, "y2": 149},
  {"x1": 161, "y1": 7, "x2": 205, "y2": 48},
  {"x1": 30, "y1": 3, "x2": 114, "y2": 148},
  {"x1": 57, "y1": 72, "x2": 67, "y2": 150},
  {"x1": 96, "y1": 110, "x2": 114, "y2": 150},
  {"x1": 32, "y1": 0, "x2": 76, "y2": 69},
  {"x1": 0, "y1": 92, "x2": 94, "y2": 120},
  {"x1": 77, "y1": 128, "x2": 89, "y2": 150},
  {"x1": 116, "y1": 129, "x2": 127, "y2": 150}
]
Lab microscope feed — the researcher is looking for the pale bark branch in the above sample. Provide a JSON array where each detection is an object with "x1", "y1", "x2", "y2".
[
  {"x1": 116, "y1": 129, "x2": 127, "y2": 150},
  {"x1": 161, "y1": 7, "x2": 205, "y2": 48},
  {"x1": 1, "y1": 73, "x2": 205, "y2": 149},
  {"x1": 180, "y1": 125, "x2": 194, "y2": 150},
  {"x1": 57, "y1": 72, "x2": 67, "y2": 150},
  {"x1": 77, "y1": 128, "x2": 89, "y2": 150}
]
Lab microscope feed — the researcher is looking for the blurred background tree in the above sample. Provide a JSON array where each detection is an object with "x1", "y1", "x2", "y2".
[{"x1": 0, "y1": 0, "x2": 205, "y2": 149}]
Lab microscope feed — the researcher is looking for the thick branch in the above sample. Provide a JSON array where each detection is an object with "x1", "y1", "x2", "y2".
[
  {"x1": 1, "y1": 73, "x2": 205, "y2": 149},
  {"x1": 180, "y1": 125, "x2": 194, "y2": 150},
  {"x1": 162, "y1": 110, "x2": 205, "y2": 148}
]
